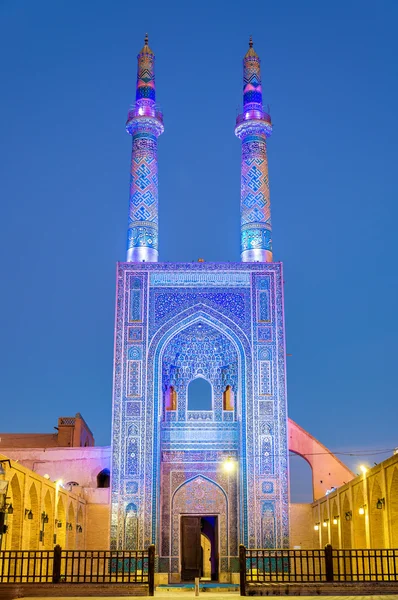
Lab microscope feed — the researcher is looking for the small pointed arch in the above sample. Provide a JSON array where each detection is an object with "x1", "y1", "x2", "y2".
[
  {"x1": 8, "y1": 474, "x2": 22, "y2": 550},
  {"x1": 76, "y1": 505, "x2": 84, "y2": 549},
  {"x1": 126, "y1": 502, "x2": 138, "y2": 515},
  {"x1": 125, "y1": 502, "x2": 138, "y2": 549},
  {"x1": 370, "y1": 477, "x2": 384, "y2": 548},
  {"x1": 223, "y1": 385, "x2": 234, "y2": 411},
  {"x1": 353, "y1": 485, "x2": 366, "y2": 548},
  {"x1": 43, "y1": 489, "x2": 52, "y2": 516},
  {"x1": 341, "y1": 493, "x2": 352, "y2": 549},
  {"x1": 28, "y1": 482, "x2": 39, "y2": 549},
  {"x1": 172, "y1": 474, "x2": 227, "y2": 504},
  {"x1": 331, "y1": 499, "x2": 339, "y2": 547},
  {"x1": 390, "y1": 468, "x2": 398, "y2": 546},
  {"x1": 165, "y1": 385, "x2": 177, "y2": 411},
  {"x1": 321, "y1": 504, "x2": 329, "y2": 546},
  {"x1": 97, "y1": 468, "x2": 110, "y2": 488},
  {"x1": 128, "y1": 424, "x2": 139, "y2": 437},
  {"x1": 66, "y1": 502, "x2": 75, "y2": 550},
  {"x1": 56, "y1": 495, "x2": 67, "y2": 548},
  {"x1": 42, "y1": 490, "x2": 53, "y2": 549},
  {"x1": 188, "y1": 377, "x2": 212, "y2": 411}
]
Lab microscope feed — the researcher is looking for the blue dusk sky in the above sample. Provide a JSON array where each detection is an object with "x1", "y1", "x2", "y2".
[{"x1": 1, "y1": 1, "x2": 397, "y2": 501}]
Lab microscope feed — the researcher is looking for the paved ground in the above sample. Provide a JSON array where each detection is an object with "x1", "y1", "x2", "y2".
[{"x1": 20, "y1": 591, "x2": 398, "y2": 600}]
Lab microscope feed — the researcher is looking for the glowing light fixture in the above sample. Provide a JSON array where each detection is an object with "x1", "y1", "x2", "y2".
[
  {"x1": 314, "y1": 524, "x2": 319, "y2": 531},
  {"x1": 323, "y1": 521, "x2": 328, "y2": 528},
  {"x1": 376, "y1": 498, "x2": 385, "y2": 510},
  {"x1": 223, "y1": 457, "x2": 236, "y2": 473},
  {"x1": 360, "y1": 465, "x2": 368, "y2": 474},
  {"x1": 359, "y1": 506, "x2": 365, "y2": 515},
  {"x1": 333, "y1": 517, "x2": 338, "y2": 525}
]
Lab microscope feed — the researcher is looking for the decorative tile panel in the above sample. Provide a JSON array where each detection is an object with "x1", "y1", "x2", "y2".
[
  {"x1": 259, "y1": 361, "x2": 272, "y2": 396},
  {"x1": 111, "y1": 262, "x2": 289, "y2": 570},
  {"x1": 127, "y1": 360, "x2": 142, "y2": 397}
]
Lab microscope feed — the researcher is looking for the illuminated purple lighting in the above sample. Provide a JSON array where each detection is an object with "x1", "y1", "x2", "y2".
[
  {"x1": 235, "y1": 38, "x2": 273, "y2": 262},
  {"x1": 126, "y1": 36, "x2": 164, "y2": 263},
  {"x1": 111, "y1": 37, "x2": 289, "y2": 581}
]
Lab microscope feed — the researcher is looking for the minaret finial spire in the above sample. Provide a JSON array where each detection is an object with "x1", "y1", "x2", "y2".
[
  {"x1": 235, "y1": 40, "x2": 273, "y2": 262},
  {"x1": 125, "y1": 37, "x2": 164, "y2": 262}
]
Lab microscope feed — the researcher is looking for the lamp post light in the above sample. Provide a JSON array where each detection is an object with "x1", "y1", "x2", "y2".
[{"x1": 39, "y1": 512, "x2": 49, "y2": 543}]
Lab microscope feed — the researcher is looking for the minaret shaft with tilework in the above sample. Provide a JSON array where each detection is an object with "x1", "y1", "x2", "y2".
[
  {"x1": 235, "y1": 38, "x2": 273, "y2": 262},
  {"x1": 126, "y1": 34, "x2": 164, "y2": 262}
]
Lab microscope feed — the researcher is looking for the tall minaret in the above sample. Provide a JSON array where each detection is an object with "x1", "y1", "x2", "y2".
[
  {"x1": 126, "y1": 35, "x2": 164, "y2": 262},
  {"x1": 235, "y1": 38, "x2": 273, "y2": 262}
]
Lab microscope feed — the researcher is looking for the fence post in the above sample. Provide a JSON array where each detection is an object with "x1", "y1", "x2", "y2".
[
  {"x1": 239, "y1": 544, "x2": 247, "y2": 596},
  {"x1": 52, "y1": 544, "x2": 62, "y2": 583},
  {"x1": 148, "y1": 544, "x2": 155, "y2": 596},
  {"x1": 324, "y1": 543, "x2": 334, "y2": 582}
]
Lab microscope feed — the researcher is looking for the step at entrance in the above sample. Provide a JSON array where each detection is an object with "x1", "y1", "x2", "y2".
[{"x1": 157, "y1": 582, "x2": 239, "y2": 593}]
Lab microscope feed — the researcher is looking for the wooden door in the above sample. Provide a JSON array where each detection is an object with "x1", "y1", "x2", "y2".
[{"x1": 181, "y1": 516, "x2": 201, "y2": 581}]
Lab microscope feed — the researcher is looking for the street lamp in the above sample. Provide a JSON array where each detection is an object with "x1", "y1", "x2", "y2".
[{"x1": 39, "y1": 512, "x2": 49, "y2": 543}]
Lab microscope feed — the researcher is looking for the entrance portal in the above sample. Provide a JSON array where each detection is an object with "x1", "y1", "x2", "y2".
[{"x1": 181, "y1": 516, "x2": 218, "y2": 582}]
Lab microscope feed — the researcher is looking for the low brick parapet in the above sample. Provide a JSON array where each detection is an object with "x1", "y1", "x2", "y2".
[
  {"x1": 0, "y1": 583, "x2": 149, "y2": 599},
  {"x1": 245, "y1": 581, "x2": 398, "y2": 595}
]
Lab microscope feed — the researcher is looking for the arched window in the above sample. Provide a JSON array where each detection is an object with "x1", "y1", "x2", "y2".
[
  {"x1": 223, "y1": 385, "x2": 234, "y2": 411},
  {"x1": 188, "y1": 378, "x2": 212, "y2": 411},
  {"x1": 165, "y1": 385, "x2": 177, "y2": 411},
  {"x1": 97, "y1": 468, "x2": 110, "y2": 488}
]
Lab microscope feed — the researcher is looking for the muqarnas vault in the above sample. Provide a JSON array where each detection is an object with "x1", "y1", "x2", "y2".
[{"x1": 111, "y1": 35, "x2": 289, "y2": 582}]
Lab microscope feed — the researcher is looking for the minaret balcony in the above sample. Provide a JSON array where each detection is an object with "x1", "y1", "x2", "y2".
[
  {"x1": 235, "y1": 109, "x2": 271, "y2": 126},
  {"x1": 127, "y1": 104, "x2": 163, "y2": 123},
  {"x1": 126, "y1": 104, "x2": 164, "y2": 136}
]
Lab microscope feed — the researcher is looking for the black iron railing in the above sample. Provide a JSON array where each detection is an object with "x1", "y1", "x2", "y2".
[
  {"x1": 240, "y1": 545, "x2": 326, "y2": 584},
  {"x1": 332, "y1": 548, "x2": 398, "y2": 582},
  {"x1": 0, "y1": 545, "x2": 155, "y2": 595},
  {"x1": 239, "y1": 545, "x2": 398, "y2": 594},
  {"x1": 0, "y1": 550, "x2": 54, "y2": 583},
  {"x1": 60, "y1": 549, "x2": 150, "y2": 584}
]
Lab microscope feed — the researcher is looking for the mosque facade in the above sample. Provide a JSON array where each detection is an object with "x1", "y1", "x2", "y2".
[{"x1": 110, "y1": 36, "x2": 289, "y2": 582}]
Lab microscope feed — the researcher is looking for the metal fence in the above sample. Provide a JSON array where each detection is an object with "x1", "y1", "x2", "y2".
[
  {"x1": 332, "y1": 548, "x2": 398, "y2": 582},
  {"x1": 239, "y1": 544, "x2": 398, "y2": 593},
  {"x1": 0, "y1": 550, "x2": 54, "y2": 583},
  {"x1": 0, "y1": 545, "x2": 155, "y2": 594},
  {"x1": 60, "y1": 549, "x2": 150, "y2": 584}
]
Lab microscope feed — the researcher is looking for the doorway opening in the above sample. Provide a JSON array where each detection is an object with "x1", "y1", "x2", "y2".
[{"x1": 181, "y1": 515, "x2": 218, "y2": 582}]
